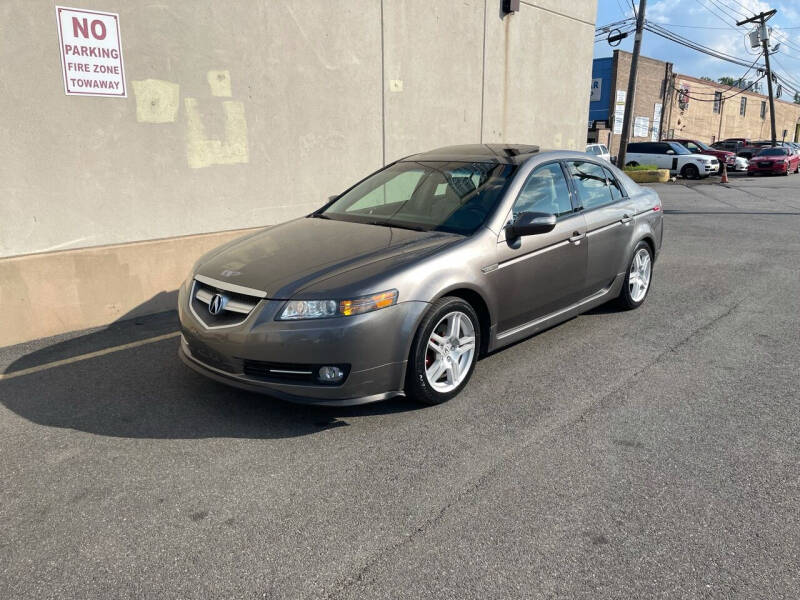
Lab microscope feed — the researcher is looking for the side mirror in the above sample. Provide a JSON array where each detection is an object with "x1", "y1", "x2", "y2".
[
  {"x1": 507, "y1": 212, "x2": 557, "y2": 238},
  {"x1": 666, "y1": 149, "x2": 675, "y2": 155}
]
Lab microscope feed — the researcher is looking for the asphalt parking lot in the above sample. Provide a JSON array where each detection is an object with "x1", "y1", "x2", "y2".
[{"x1": 2, "y1": 175, "x2": 799, "y2": 599}]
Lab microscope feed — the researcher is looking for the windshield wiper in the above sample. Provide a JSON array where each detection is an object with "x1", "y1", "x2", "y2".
[{"x1": 364, "y1": 220, "x2": 428, "y2": 232}]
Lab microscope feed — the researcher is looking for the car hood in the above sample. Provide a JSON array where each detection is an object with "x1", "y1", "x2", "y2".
[{"x1": 194, "y1": 217, "x2": 460, "y2": 298}]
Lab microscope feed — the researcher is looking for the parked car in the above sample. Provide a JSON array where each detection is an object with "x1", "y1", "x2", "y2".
[
  {"x1": 747, "y1": 146, "x2": 800, "y2": 176},
  {"x1": 733, "y1": 155, "x2": 750, "y2": 171},
  {"x1": 586, "y1": 143, "x2": 611, "y2": 162},
  {"x1": 664, "y1": 138, "x2": 736, "y2": 172},
  {"x1": 178, "y1": 145, "x2": 663, "y2": 406},
  {"x1": 712, "y1": 140, "x2": 767, "y2": 161},
  {"x1": 625, "y1": 141, "x2": 718, "y2": 179}
]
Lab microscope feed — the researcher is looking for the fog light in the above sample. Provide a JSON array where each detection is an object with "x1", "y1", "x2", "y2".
[{"x1": 318, "y1": 366, "x2": 344, "y2": 383}]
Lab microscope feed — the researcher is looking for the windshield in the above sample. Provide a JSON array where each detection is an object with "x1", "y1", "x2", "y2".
[
  {"x1": 319, "y1": 161, "x2": 517, "y2": 235},
  {"x1": 668, "y1": 142, "x2": 692, "y2": 155},
  {"x1": 756, "y1": 148, "x2": 788, "y2": 156},
  {"x1": 692, "y1": 140, "x2": 712, "y2": 151}
]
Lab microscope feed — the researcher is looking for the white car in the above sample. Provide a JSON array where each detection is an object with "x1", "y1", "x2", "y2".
[
  {"x1": 733, "y1": 155, "x2": 749, "y2": 171},
  {"x1": 625, "y1": 141, "x2": 718, "y2": 179},
  {"x1": 585, "y1": 143, "x2": 611, "y2": 162}
]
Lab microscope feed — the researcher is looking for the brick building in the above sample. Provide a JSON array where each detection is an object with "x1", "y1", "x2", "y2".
[
  {"x1": 589, "y1": 50, "x2": 800, "y2": 157},
  {"x1": 589, "y1": 50, "x2": 673, "y2": 156},
  {"x1": 665, "y1": 73, "x2": 800, "y2": 144}
]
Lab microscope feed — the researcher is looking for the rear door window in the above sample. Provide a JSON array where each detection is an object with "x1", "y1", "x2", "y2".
[{"x1": 567, "y1": 160, "x2": 613, "y2": 211}]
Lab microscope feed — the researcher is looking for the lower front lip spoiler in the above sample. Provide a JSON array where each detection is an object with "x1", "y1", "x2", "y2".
[{"x1": 178, "y1": 343, "x2": 403, "y2": 407}]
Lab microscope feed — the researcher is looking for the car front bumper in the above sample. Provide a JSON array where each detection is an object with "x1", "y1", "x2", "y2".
[
  {"x1": 748, "y1": 162, "x2": 788, "y2": 174},
  {"x1": 177, "y1": 279, "x2": 430, "y2": 405}
]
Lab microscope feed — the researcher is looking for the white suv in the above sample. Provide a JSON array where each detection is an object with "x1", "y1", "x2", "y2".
[
  {"x1": 585, "y1": 143, "x2": 611, "y2": 162},
  {"x1": 625, "y1": 141, "x2": 718, "y2": 179}
]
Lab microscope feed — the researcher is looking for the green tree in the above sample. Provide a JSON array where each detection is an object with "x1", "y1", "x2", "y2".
[
  {"x1": 700, "y1": 76, "x2": 715, "y2": 82},
  {"x1": 718, "y1": 76, "x2": 741, "y2": 87}
]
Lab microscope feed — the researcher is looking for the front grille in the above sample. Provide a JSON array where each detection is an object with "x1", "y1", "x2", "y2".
[
  {"x1": 242, "y1": 360, "x2": 350, "y2": 386},
  {"x1": 190, "y1": 278, "x2": 261, "y2": 328}
]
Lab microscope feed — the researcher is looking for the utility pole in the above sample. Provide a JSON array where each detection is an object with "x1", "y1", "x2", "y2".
[
  {"x1": 737, "y1": 9, "x2": 777, "y2": 145},
  {"x1": 616, "y1": 0, "x2": 646, "y2": 169}
]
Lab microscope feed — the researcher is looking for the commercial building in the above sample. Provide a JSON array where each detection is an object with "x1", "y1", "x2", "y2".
[
  {"x1": 589, "y1": 50, "x2": 800, "y2": 157},
  {"x1": 588, "y1": 51, "x2": 673, "y2": 156},
  {"x1": 0, "y1": 0, "x2": 598, "y2": 347}
]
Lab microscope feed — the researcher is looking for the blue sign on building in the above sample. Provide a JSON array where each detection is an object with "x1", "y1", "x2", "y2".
[{"x1": 589, "y1": 57, "x2": 613, "y2": 125}]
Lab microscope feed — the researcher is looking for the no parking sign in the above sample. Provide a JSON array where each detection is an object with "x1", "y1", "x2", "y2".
[{"x1": 56, "y1": 6, "x2": 126, "y2": 97}]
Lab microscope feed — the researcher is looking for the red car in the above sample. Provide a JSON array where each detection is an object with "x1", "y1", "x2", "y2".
[
  {"x1": 664, "y1": 138, "x2": 735, "y2": 172},
  {"x1": 747, "y1": 147, "x2": 800, "y2": 176}
]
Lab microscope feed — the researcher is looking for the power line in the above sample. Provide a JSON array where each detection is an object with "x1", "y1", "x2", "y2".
[
  {"x1": 644, "y1": 21, "x2": 764, "y2": 68},
  {"x1": 691, "y1": 0, "x2": 741, "y2": 31},
  {"x1": 670, "y1": 75, "x2": 766, "y2": 102},
  {"x1": 647, "y1": 21, "x2": 734, "y2": 30},
  {"x1": 709, "y1": 0, "x2": 751, "y2": 22}
]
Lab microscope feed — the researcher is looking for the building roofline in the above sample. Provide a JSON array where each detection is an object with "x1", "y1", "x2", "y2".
[{"x1": 672, "y1": 72, "x2": 799, "y2": 107}]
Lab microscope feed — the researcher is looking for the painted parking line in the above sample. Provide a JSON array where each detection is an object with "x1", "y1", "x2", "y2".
[{"x1": 0, "y1": 331, "x2": 181, "y2": 382}]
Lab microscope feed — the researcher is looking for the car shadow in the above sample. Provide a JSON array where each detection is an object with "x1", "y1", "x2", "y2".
[{"x1": 0, "y1": 297, "x2": 421, "y2": 440}]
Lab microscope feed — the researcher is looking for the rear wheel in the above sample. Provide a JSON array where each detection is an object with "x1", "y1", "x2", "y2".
[
  {"x1": 404, "y1": 297, "x2": 480, "y2": 405},
  {"x1": 615, "y1": 242, "x2": 653, "y2": 310},
  {"x1": 681, "y1": 164, "x2": 699, "y2": 179}
]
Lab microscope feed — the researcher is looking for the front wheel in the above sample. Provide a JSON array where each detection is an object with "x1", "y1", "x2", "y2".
[
  {"x1": 404, "y1": 297, "x2": 480, "y2": 405},
  {"x1": 615, "y1": 242, "x2": 653, "y2": 310},
  {"x1": 681, "y1": 164, "x2": 700, "y2": 179}
]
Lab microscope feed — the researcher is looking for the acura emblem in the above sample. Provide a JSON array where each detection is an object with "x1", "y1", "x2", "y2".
[{"x1": 208, "y1": 293, "x2": 226, "y2": 316}]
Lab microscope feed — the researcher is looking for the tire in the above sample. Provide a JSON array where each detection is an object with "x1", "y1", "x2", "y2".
[
  {"x1": 681, "y1": 164, "x2": 699, "y2": 179},
  {"x1": 404, "y1": 297, "x2": 480, "y2": 405},
  {"x1": 615, "y1": 241, "x2": 653, "y2": 310}
]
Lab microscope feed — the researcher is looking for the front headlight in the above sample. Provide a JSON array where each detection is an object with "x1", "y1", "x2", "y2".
[{"x1": 277, "y1": 289, "x2": 398, "y2": 320}]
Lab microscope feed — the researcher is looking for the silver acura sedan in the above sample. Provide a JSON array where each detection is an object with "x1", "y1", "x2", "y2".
[{"x1": 179, "y1": 145, "x2": 663, "y2": 406}]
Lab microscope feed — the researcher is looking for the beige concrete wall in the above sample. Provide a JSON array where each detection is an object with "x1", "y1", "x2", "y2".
[
  {"x1": 0, "y1": 228, "x2": 259, "y2": 348},
  {"x1": 0, "y1": 0, "x2": 384, "y2": 258},
  {"x1": 482, "y1": 1, "x2": 596, "y2": 149},
  {"x1": 0, "y1": 0, "x2": 597, "y2": 345},
  {"x1": 665, "y1": 74, "x2": 800, "y2": 143}
]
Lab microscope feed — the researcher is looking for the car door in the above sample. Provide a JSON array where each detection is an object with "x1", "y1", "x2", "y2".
[
  {"x1": 492, "y1": 161, "x2": 588, "y2": 333},
  {"x1": 565, "y1": 160, "x2": 636, "y2": 293}
]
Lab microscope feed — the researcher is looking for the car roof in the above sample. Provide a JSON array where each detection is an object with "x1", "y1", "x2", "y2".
[{"x1": 400, "y1": 144, "x2": 541, "y2": 165}]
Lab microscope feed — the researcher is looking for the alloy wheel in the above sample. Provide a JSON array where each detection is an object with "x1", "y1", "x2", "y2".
[
  {"x1": 424, "y1": 311, "x2": 476, "y2": 393},
  {"x1": 629, "y1": 248, "x2": 652, "y2": 303}
]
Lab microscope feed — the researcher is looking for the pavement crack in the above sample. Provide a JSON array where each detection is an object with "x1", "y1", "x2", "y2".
[
  {"x1": 323, "y1": 301, "x2": 744, "y2": 599},
  {"x1": 574, "y1": 300, "x2": 742, "y2": 424}
]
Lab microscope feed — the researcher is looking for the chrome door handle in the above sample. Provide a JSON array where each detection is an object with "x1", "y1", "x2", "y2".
[
  {"x1": 621, "y1": 214, "x2": 633, "y2": 224},
  {"x1": 569, "y1": 232, "x2": 585, "y2": 244}
]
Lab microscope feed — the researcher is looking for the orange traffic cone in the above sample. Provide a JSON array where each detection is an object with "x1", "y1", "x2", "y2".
[{"x1": 720, "y1": 162, "x2": 729, "y2": 183}]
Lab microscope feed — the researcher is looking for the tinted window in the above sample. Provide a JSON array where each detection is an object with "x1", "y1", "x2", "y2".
[
  {"x1": 756, "y1": 148, "x2": 788, "y2": 157},
  {"x1": 586, "y1": 145, "x2": 601, "y2": 155},
  {"x1": 627, "y1": 142, "x2": 646, "y2": 152},
  {"x1": 600, "y1": 145, "x2": 609, "y2": 154},
  {"x1": 603, "y1": 167, "x2": 625, "y2": 201},
  {"x1": 567, "y1": 161, "x2": 613, "y2": 210},
  {"x1": 668, "y1": 142, "x2": 691, "y2": 155},
  {"x1": 322, "y1": 161, "x2": 517, "y2": 235},
  {"x1": 513, "y1": 163, "x2": 573, "y2": 218}
]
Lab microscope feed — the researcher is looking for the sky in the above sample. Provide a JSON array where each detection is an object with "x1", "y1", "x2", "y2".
[{"x1": 594, "y1": 0, "x2": 800, "y2": 91}]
